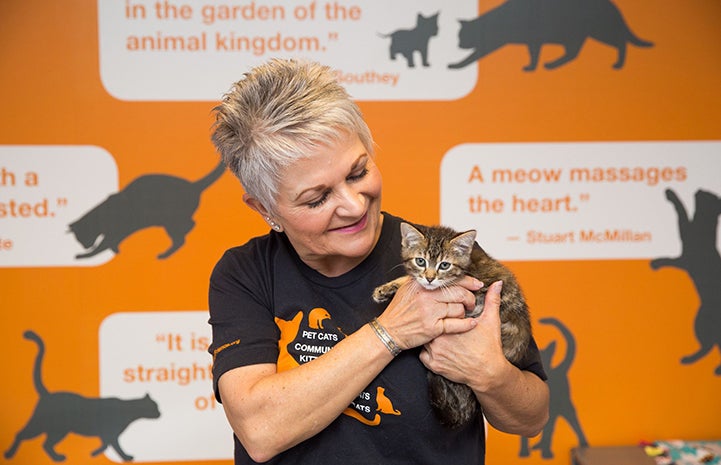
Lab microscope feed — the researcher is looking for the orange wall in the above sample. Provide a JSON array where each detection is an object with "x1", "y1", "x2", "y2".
[{"x1": 1, "y1": 1, "x2": 720, "y2": 464}]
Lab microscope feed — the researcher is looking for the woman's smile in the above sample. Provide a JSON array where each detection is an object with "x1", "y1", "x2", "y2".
[
  {"x1": 266, "y1": 132, "x2": 383, "y2": 276},
  {"x1": 329, "y1": 212, "x2": 368, "y2": 234}
]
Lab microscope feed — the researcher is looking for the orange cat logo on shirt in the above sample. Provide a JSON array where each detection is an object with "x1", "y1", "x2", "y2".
[{"x1": 275, "y1": 309, "x2": 402, "y2": 426}]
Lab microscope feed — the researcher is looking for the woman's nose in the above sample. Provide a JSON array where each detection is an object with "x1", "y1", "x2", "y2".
[{"x1": 336, "y1": 185, "x2": 365, "y2": 216}]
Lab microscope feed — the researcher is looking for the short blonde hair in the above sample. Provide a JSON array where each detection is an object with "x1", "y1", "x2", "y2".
[{"x1": 211, "y1": 58, "x2": 374, "y2": 211}]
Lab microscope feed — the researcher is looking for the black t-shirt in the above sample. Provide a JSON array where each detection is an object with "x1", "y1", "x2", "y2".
[{"x1": 208, "y1": 212, "x2": 547, "y2": 465}]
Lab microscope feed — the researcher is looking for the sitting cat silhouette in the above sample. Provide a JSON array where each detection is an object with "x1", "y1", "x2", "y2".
[
  {"x1": 519, "y1": 317, "x2": 587, "y2": 459},
  {"x1": 68, "y1": 161, "x2": 225, "y2": 260},
  {"x1": 651, "y1": 188, "x2": 721, "y2": 375},
  {"x1": 448, "y1": 0, "x2": 653, "y2": 71},
  {"x1": 5, "y1": 330, "x2": 161, "y2": 462},
  {"x1": 379, "y1": 12, "x2": 439, "y2": 68}
]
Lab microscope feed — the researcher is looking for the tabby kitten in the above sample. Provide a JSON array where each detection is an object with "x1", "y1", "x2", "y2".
[{"x1": 373, "y1": 222, "x2": 532, "y2": 429}]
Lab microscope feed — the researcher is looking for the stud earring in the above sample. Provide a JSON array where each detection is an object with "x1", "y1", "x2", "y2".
[{"x1": 265, "y1": 216, "x2": 282, "y2": 232}]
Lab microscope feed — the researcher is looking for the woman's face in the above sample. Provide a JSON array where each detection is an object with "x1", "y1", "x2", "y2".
[{"x1": 270, "y1": 133, "x2": 383, "y2": 276}]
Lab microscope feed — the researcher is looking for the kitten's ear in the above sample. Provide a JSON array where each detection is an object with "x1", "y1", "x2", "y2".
[
  {"x1": 451, "y1": 230, "x2": 477, "y2": 255},
  {"x1": 400, "y1": 222, "x2": 425, "y2": 248}
]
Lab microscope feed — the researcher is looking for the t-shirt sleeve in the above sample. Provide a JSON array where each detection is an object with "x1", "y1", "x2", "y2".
[
  {"x1": 516, "y1": 336, "x2": 548, "y2": 381},
  {"x1": 207, "y1": 246, "x2": 280, "y2": 402}
]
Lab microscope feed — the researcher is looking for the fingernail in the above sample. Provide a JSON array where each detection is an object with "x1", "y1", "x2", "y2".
[
  {"x1": 474, "y1": 278, "x2": 484, "y2": 289},
  {"x1": 492, "y1": 280, "x2": 503, "y2": 294}
]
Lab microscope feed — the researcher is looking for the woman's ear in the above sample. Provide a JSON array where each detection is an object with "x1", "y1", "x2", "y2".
[
  {"x1": 243, "y1": 193, "x2": 270, "y2": 218},
  {"x1": 243, "y1": 194, "x2": 283, "y2": 231}
]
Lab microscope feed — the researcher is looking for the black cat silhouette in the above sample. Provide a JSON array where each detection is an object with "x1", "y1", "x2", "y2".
[
  {"x1": 520, "y1": 317, "x2": 587, "y2": 459},
  {"x1": 651, "y1": 188, "x2": 721, "y2": 375},
  {"x1": 68, "y1": 161, "x2": 225, "y2": 260},
  {"x1": 5, "y1": 330, "x2": 161, "y2": 462},
  {"x1": 379, "y1": 12, "x2": 439, "y2": 68},
  {"x1": 448, "y1": 0, "x2": 653, "y2": 71}
]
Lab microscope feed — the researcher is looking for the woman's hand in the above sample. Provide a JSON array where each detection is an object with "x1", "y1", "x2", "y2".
[
  {"x1": 419, "y1": 280, "x2": 507, "y2": 389},
  {"x1": 377, "y1": 275, "x2": 483, "y2": 351},
  {"x1": 420, "y1": 280, "x2": 550, "y2": 437}
]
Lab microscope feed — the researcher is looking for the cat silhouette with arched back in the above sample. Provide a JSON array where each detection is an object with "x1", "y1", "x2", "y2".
[
  {"x1": 68, "y1": 161, "x2": 225, "y2": 260},
  {"x1": 379, "y1": 12, "x2": 439, "y2": 68},
  {"x1": 520, "y1": 317, "x2": 587, "y2": 459},
  {"x1": 448, "y1": 0, "x2": 653, "y2": 71},
  {"x1": 651, "y1": 188, "x2": 721, "y2": 375},
  {"x1": 5, "y1": 331, "x2": 161, "y2": 462}
]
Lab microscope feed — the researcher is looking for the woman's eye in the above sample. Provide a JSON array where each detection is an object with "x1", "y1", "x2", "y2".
[
  {"x1": 348, "y1": 167, "x2": 368, "y2": 182},
  {"x1": 438, "y1": 262, "x2": 451, "y2": 271},
  {"x1": 307, "y1": 192, "x2": 330, "y2": 208},
  {"x1": 415, "y1": 257, "x2": 426, "y2": 267}
]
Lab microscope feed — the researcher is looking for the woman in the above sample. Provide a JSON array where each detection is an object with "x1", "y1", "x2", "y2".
[{"x1": 208, "y1": 58, "x2": 549, "y2": 464}]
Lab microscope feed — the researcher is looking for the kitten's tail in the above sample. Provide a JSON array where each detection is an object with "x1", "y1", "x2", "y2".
[{"x1": 23, "y1": 330, "x2": 49, "y2": 396}]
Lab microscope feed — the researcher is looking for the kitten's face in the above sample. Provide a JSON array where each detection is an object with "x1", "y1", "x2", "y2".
[
  {"x1": 399, "y1": 223, "x2": 476, "y2": 290},
  {"x1": 405, "y1": 252, "x2": 464, "y2": 290}
]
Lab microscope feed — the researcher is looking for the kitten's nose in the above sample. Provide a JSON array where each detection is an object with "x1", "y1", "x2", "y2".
[{"x1": 425, "y1": 277, "x2": 434, "y2": 284}]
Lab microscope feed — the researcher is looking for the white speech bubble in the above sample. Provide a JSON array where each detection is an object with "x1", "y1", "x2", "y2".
[
  {"x1": 0, "y1": 145, "x2": 118, "y2": 267},
  {"x1": 99, "y1": 311, "x2": 232, "y2": 462},
  {"x1": 440, "y1": 141, "x2": 721, "y2": 261},
  {"x1": 97, "y1": 0, "x2": 477, "y2": 101}
]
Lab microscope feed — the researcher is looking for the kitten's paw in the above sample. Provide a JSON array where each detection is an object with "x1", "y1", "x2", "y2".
[{"x1": 372, "y1": 286, "x2": 393, "y2": 303}]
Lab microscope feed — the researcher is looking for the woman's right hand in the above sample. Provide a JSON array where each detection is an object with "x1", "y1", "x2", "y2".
[{"x1": 376, "y1": 276, "x2": 482, "y2": 350}]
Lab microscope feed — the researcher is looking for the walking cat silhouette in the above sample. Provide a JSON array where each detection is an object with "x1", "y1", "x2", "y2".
[
  {"x1": 520, "y1": 317, "x2": 587, "y2": 459},
  {"x1": 651, "y1": 188, "x2": 721, "y2": 375},
  {"x1": 5, "y1": 331, "x2": 161, "y2": 462},
  {"x1": 379, "y1": 12, "x2": 439, "y2": 68},
  {"x1": 68, "y1": 161, "x2": 225, "y2": 260},
  {"x1": 448, "y1": 0, "x2": 653, "y2": 71}
]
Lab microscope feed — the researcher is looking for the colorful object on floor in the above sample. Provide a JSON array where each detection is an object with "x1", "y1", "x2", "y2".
[{"x1": 644, "y1": 441, "x2": 721, "y2": 465}]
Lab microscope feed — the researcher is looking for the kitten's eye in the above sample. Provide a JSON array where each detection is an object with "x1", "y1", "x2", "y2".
[
  {"x1": 438, "y1": 262, "x2": 451, "y2": 271},
  {"x1": 414, "y1": 257, "x2": 426, "y2": 267}
]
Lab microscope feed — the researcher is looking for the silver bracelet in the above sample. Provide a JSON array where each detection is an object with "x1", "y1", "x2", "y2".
[{"x1": 369, "y1": 318, "x2": 402, "y2": 357}]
